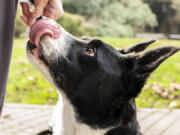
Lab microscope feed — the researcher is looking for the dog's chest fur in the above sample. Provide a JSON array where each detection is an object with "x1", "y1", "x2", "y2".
[{"x1": 49, "y1": 92, "x2": 110, "y2": 135}]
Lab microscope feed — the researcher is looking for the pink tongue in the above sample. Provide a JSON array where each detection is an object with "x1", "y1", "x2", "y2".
[{"x1": 29, "y1": 19, "x2": 61, "y2": 46}]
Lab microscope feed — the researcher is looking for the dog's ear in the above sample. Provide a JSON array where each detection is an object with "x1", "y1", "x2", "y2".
[
  {"x1": 133, "y1": 46, "x2": 179, "y2": 77},
  {"x1": 123, "y1": 46, "x2": 180, "y2": 98},
  {"x1": 119, "y1": 40, "x2": 155, "y2": 54}
]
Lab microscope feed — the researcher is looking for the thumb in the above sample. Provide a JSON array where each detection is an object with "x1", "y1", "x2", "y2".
[
  {"x1": 20, "y1": 2, "x2": 31, "y2": 26},
  {"x1": 20, "y1": 2, "x2": 31, "y2": 16}
]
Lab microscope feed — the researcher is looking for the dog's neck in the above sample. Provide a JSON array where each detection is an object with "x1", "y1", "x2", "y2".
[
  {"x1": 49, "y1": 89, "x2": 141, "y2": 135},
  {"x1": 40, "y1": 74, "x2": 141, "y2": 135},
  {"x1": 49, "y1": 90, "x2": 110, "y2": 135}
]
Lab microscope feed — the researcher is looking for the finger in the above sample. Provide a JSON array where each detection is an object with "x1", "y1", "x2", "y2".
[
  {"x1": 29, "y1": 5, "x2": 44, "y2": 26},
  {"x1": 21, "y1": 15, "x2": 30, "y2": 26},
  {"x1": 44, "y1": 2, "x2": 64, "y2": 20},
  {"x1": 54, "y1": 0, "x2": 64, "y2": 19},
  {"x1": 58, "y1": 0, "x2": 64, "y2": 18},
  {"x1": 44, "y1": 9, "x2": 63, "y2": 20},
  {"x1": 28, "y1": 0, "x2": 48, "y2": 26},
  {"x1": 20, "y1": 2, "x2": 31, "y2": 16},
  {"x1": 31, "y1": 0, "x2": 49, "y2": 18},
  {"x1": 57, "y1": 8, "x2": 64, "y2": 18},
  {"x1": 44, "y1": 9, "x2": 55, "y2": 19}
]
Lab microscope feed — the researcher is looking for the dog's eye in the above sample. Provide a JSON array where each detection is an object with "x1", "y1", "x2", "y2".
[{"x1": 85, "y1": 48, "x2": 95, "y2": 57}]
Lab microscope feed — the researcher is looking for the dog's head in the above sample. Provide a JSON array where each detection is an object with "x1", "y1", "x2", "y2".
[{"x1": 27, "y1": 17, "x2": 180, "y2": 128}]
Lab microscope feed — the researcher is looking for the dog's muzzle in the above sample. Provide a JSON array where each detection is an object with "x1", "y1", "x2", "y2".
[{"x1": 29, "y1": 17, "x2": 61, "y2": 48}]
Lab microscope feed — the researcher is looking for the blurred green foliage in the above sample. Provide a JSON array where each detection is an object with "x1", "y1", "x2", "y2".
[
  {"x1": 56, "y1": 12, "x2": 96, "y2": 37},
  {"x1": 63, "y1": 0, "x2": 103, "y2": 17},
  {"x1": 14, "y1": 8, "x2": 27, "y2": 38},
  {"x1": 97, "y1": 0, "x2": 157, "y2": 37},
  {"x1": 144, "y1": 0, "x2": 180, "y2": 34},
  {"x1": 63, "y1": 0, "x2": 157, "y2": 37},
  {"x1": 6, "y1": 39, "x2": 58, "y2": 104},
  {"x1": 14, "y1": 8, "x2": 96, "y2": 38},
  {"x1": 6, "y1": 38, "x2": 180, "y2": 108}
]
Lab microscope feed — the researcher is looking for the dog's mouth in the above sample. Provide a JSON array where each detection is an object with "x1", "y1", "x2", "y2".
[
  {"x1": 27, "y1": 41, "x2": 37, "y2": 50},
  {"x1": 27, "y1": 41, "x2": 40, "y2": 58},
  {"x1": 29, "y1": 18, "x2": 61, "y2": 52}
]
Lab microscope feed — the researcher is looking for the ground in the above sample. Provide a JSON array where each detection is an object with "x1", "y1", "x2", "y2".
[{"x1": 1, "y1": 103, "x2": 180, "y2": 135}]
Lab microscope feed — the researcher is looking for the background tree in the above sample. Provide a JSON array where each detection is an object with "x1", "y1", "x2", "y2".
[
  {"x1": 144, "y1": 0, "x2": 180, "y2": 34},
  {"x1": 63, "y1": 0, "x2": 103, "y2": 17},
  {"x1": 63, "y1": 0, "x2": 157, "y2": 37},
  {"x1": 96, "y1": 0, "x2": 157, "y2": 37}
]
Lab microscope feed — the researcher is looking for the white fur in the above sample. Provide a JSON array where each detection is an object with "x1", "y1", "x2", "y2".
[
  {"x1": 26, "y1": 52, "x2": 54, "y2": 86},
  {"x1": 40, "y1": 28, "x2": 71, "y2": 61},
  {"x1": 49, "y1": 92, "x2": 110, "y2": 135}
]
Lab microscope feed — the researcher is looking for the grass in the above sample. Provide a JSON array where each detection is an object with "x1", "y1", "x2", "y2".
[
  {"x1": 6, "y1": 39, "x2": 58, "y2": 105},
  {"x1": 6, "y1": 38, "x2": 180, "y2": 108}
]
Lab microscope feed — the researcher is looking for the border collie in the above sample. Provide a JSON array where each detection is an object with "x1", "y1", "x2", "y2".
[{"x1": 26, "y1": 17, "x2": 180, "y2": 135}]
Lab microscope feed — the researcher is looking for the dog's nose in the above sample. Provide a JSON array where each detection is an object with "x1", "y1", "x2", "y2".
[{"x1": 36, "y1": 16, "x2": 45, "y2": 21}]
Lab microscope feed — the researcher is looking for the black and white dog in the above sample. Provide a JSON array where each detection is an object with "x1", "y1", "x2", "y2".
[{"x1": 26, "y1": 17, "x2": 180, "y2": 135}]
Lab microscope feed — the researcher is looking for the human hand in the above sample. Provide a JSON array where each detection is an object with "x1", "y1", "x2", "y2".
[{"x1": 20, "y1": 0, "x2": 64, "y2": 26}]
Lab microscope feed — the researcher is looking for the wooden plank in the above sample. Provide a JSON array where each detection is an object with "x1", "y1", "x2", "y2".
[
  {"x1": 140, "y1": 109, "x2": 169, "y2": 133},
  {"x1": 147, "y1": 109, "x2": 180, "y2": 134},
  {"x1": 137, "y1": 108, "x2": 156, "y2": 121}
]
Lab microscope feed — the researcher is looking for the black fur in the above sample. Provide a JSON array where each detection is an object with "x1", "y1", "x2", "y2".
[
  {"x1": 37, "y1": 129, "x2": 53, "y2": 135},
  {"x1": 29, "y1": 38, "x2": 179, "y2": 135},
  {"x1": 119, "y1": 40, "x2": 155, "y2": 54}
]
